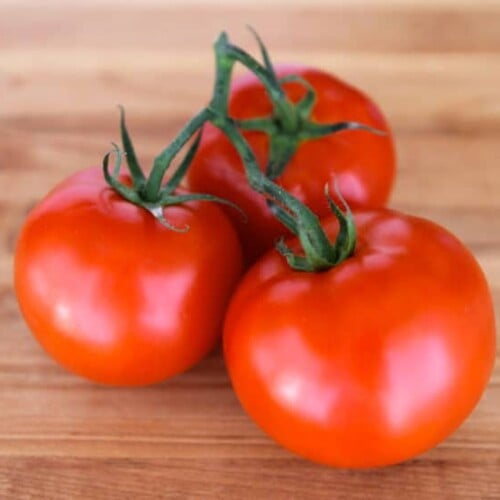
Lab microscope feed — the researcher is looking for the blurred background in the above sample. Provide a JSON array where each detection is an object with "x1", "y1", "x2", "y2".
[
  {"x1": 1, "y1": 0, "x2": 499, "y2": 498},
  {"x1": 2, "y1": 1, "x2": 500, "y2": 238}
]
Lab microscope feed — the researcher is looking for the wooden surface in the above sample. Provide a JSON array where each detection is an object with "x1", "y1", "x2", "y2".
[{"x1": 1, "y1": 1, "x2": 500, "y2": 498}]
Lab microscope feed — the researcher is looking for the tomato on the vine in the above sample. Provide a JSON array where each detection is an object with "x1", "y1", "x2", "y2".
[
  {"x1": 223, "y1": 209, "x2": 496, "y2": 467},
  {"x1": 188, "y1": 66, "x2": 396, "y2": 263},
  {"x1": 15, "y1": 167, "x2": 243, "y2": 386}
]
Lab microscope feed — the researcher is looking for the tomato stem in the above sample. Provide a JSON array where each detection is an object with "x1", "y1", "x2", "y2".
[
  {"x1": 144, "y1": 108, "x2": 212, "y2": 202},
  {"x1": 102, "y1": 29, "x2": 362, "y2": 265},
  {"x1": 208, "y1": 32, "x2": 357, "y2": 272}
]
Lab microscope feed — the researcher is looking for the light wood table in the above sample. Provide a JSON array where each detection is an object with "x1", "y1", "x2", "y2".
[{"x1": 1, "y1": 1, "x2": 499, "y2": 498}]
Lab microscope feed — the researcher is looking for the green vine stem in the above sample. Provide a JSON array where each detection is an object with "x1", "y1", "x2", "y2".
[
  {"x1": 103, "y1": 29, "x2": 372, "y2": 271},
  {"x1": 208, "y1": 32, "x2": 358, "y2": 272}
]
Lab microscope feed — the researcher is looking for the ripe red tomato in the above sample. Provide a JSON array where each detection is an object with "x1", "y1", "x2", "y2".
[
  {"x1": 224, "y1": 209, "x2": 496, "y2": 467},
  {"x1": 15, "y1": 167, "x2": 243, "y2": 386},
  {"x1": 188, "y1": 66, "x2": 396, "y2": 263}
]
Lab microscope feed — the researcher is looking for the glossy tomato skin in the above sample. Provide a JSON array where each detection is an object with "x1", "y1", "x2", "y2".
[
  {"x1": 224, "y1": 210, "x2": 496, "y2": 467},
  {"x1": 15, "y1": 167, "x2": 243, "y2": 386},
  {"x1": 188, "y1": 66, "x2": 396, "y2": 263}
]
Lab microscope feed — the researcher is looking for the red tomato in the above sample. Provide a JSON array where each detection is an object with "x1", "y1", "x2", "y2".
[
  {"x1": 224, "y1": 209, "x2": 496, "y2": 467},
  {"x1": 188, "y1": 66, "x2": 396, "y2": 263},
  {"x1": 15, "y1": 167, "x2": 243, "y2": 386}
]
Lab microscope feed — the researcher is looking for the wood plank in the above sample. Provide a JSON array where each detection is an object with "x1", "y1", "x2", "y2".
[
  {"x1": 1, "y1": 4, "x2": 500, "y2": 53},
  {"x1": 1, "y1": 455, "x2": 500, "y2": 500},
  {"x1": 1, "y1": 131, "x2": 499, "y2": 209},
  {"x1": 1, "y1": 52, "x2": 499, "y2": 135},
  {"x1": 0, "y1": 0, "x2": 500, "y2": 6},
  {"x1": 4, "y1": 0, "x2": 500, "y2": 7},
  {"x1": 2, "y1": 424, "x2": 496, "y2": 499}
]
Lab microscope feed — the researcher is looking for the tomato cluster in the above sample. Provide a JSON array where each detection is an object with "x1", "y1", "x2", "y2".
[{"x1": 14, "y1": 31, "x2": 495, "y2": 468}]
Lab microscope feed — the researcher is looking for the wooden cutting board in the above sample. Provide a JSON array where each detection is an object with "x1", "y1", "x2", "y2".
[{"x1": 1, "y1": 1, "x2": 499, "y2": 498}]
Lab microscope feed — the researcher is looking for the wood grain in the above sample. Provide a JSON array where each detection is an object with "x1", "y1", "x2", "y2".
[{"x1": 1, "y1": 1, "x2": 499, "y2": 498}]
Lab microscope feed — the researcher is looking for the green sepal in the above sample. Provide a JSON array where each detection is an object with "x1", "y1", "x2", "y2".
[
  {"x1": 301, "y1": 121, "x2": 386, "y2": 141},
  {"x1": 144, "y1": 205, "x2": 189, "y2": 232},
  {"x1": 159, "y1": 192, "x2": 247, "y2": 222},
  {"x1": 161, "y1": 131, "x2": 203, "y2": 196},
  {"x1": 118, "y1": 106, "x2": 146, "y2": 189},
  {"x1": 102, "y1": 146, "x2": 142, "y2": 205},
  {"x1": 278, "y1": 75, "x2": 316, "y2": 119},
  {"x1": 325, "y1": 184, "x2": 357, "y2": 263},
  {"x1": 247, "y1": 26, "x2": 278, "y2": 82},
  {"x1": 235, "y1": 117, "x2": 278, "y2": 135},
  {"x1": 276, "y1": 239, "x2": 313, "y2": 272}
]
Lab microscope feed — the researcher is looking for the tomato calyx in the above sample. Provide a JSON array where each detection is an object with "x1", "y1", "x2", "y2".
[
  {"x1": 219, "y1": 28, "x2": 384, "y2": 179},
  {"x1": 102, "y1": 107, "x2": 243, "y2": 230},
  {"x1": 275, "y1": 185, "x2": 357, "y2": 271}
]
